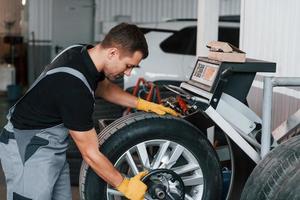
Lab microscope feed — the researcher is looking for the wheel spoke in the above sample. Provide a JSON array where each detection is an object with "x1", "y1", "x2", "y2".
[
  {"x1": 144, "y1": 193, "x2": 152, "y2": 199},
  {"x1": 107, "y1": 188, "x2": 123, "y2": 196},
  {"x1": 165, "y1": 144, "x2": 184, "y2": 169},
  {"x1": 151, "y1": 141, "x2": 170, "y2": 169},
  {"x1": 186, "y1": 185, "x2": 204, "y2": 199},
  {"x1": 182, "y1": 174, "x2": 203, "y2": 186},
  {"x1": 125, "y1": 151, "x2": 139, "y2": 175},
  {"x1": 185, "y1": 194, "x2": 194, "y2": 200},
  {"x1": 166, "y1": 193, "x2": 176, "y2": 200},
  {"x1": 136, "y1": 142, "x2": 150, "y2": 168},
  {"x1": 171, "y1": 163, "x2": 200, "y2": 175}
]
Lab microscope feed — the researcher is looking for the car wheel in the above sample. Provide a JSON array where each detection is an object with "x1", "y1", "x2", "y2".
[
  {"x1": 241, "y1": 134, "x2": 300, "y2": 200},
  {"x1": 79, "y1": 112, "x2": 222, "y2": 200}
]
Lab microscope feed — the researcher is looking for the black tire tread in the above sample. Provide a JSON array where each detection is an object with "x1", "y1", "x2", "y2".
[{"x1": 241, "y1": 135, "x2": 300, "y2": 200}]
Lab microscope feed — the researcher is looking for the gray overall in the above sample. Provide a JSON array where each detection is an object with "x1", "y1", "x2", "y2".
[{"x1": 0, "y1": 45, "x2": 94, "y2": 200}]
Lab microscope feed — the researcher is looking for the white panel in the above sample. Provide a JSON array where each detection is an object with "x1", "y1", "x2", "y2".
[
  {"x1": 28, "y1": 0, "x2": 52, "y2": 42},
  {"x1": 241, "y1": 0, "x2": 300, "y2": 128},
  {"x1": 94, "y1": 0, "x2": 199, "y2": 41},
  {"x1": 94, "y1": 0, "x2": 238, "y2": 43},
  {"x1": 52, "y1": 0, "x2": 94, "y2": 51},
  {"x1": 220, "y1": 0, "x2": 241, "y2": 16},
  {"x1": 197, "y1": 0, "x2": 219, "y2": 56},
  {"x1": 241, "y1": 0, "x2": 300, "y2": 77},
  {"x1": 22, "y1": 0, "x2": 238, "y2": 42}
]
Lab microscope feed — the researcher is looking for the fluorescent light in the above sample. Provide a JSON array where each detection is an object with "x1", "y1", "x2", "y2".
[{"x1": 22, "y1": 0, "x2": 26, "y2": 6}]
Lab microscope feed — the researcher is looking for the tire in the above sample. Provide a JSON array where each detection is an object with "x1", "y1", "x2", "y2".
[
  {"x1": 93, "y1": 98, "x2": 123, "y2": 120},
  {"x1": 79, "y1": 112, "x2": 222, "y2": 200},
  {"x1": 241, "y1": 134, "x2": 300, "y2": 200}
]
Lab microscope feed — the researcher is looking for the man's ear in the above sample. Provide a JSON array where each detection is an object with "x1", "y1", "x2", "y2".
[{"x1": 107, "y1": 47, "x2": 119, "y2": 59}]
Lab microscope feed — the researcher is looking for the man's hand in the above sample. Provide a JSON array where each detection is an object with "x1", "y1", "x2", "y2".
[
  {"x1": 117, "y1": 172, "x2": 148, "y2": 200},
  {"x1": 136, "y1": 98, "x2": 178, "y2": 116}
]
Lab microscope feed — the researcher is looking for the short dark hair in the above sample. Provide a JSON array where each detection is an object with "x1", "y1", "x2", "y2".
[{"x1": 101, "y1": 23, "x2": 148, "y2": 59}]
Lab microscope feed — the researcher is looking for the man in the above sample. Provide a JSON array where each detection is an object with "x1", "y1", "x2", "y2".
[{"x1": 0, "y1": 23, "x2": 177, "y2": 200}]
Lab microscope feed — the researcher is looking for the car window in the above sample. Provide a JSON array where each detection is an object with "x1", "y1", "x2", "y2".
[
  {"x1": 218, "y1": 15, "x2": 240, "y2": 47},
  {"x1": 160, "y1": 26, "x2": 197, "y2": 55},
  {"x1": 139, "y1": 28, "x2": 152, "y2": 34},
  {"x1": 218, "y1": 27, "x2": 239, "y2": 47}
]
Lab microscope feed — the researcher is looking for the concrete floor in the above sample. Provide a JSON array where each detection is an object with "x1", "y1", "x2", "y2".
[{"x1": 0, "y1": 95, "x2": 80, "y2": 200}]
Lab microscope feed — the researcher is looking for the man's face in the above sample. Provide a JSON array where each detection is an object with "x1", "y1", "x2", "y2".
[{"x1": 104, "y1": 49, "x2": 143, "y2": 81}]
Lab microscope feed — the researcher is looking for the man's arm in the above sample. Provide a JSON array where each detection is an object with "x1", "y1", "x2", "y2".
[
  {"x1": 69, "y1": 128, "x2": 123, "y2": 187},
  {"x1": 95, "y1": 78, "x2": 178, "y2": 116},
  {"x1": 95, "y1": 78, "x2": 138, "y2": 108},
  {"x1": 69, "y1": 128, "x2": 148, "y2": 199}
]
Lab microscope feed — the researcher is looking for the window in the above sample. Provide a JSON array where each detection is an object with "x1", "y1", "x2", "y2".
[
  {"x1": 218, "y1": 27, "x2": 240, "y2": 47},
  {"x1": 160, "y1": 26, "x2": 197, "y2": 55}
]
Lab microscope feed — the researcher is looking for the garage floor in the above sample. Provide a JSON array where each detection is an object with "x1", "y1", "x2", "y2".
[{"x1": 0, "y1": 95, "x2": 80, "y2": 200}]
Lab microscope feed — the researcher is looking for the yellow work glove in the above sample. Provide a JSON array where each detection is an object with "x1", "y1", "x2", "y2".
[
  {"x1": 116, "y1": 172, "x2": 148, "y2": 200},
  {"x1": 136, "y1": 98, "x2": 178, "y2": 116}
]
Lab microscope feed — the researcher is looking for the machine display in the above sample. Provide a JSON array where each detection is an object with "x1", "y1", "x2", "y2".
[
  {"x1": 181, "y1": 57, "x2": 276, "y2": 104},
  {"x1": 190, "y1": 59, "x2": 219, "y2": 90},
  {"x1": 180, "y1": 58, "x2": 221, "y2": 98}
]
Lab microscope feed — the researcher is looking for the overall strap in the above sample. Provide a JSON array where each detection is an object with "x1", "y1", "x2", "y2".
[{"x1": 51, "y1": 44, "x2": 83, "y2": 63}]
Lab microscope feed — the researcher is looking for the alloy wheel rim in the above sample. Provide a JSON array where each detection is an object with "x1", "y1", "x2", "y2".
[{"x1": 106, "y1": 139, "x2": 204, "y2": 200}]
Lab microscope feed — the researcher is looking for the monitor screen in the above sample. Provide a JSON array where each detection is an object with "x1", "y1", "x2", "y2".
[{"x1": 191, "y1": 60, "x2": 219, "y2": 87}]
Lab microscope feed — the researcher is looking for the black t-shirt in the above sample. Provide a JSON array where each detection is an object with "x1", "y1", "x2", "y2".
[{"x1": 11, "y1": 45, "x2": 105, "y2": 131}]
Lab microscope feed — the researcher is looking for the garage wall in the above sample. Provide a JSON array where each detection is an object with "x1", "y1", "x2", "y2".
[
  {"x1": 94, "y1": 0, "x2": 241, "y2": 40},
  {"x1": 220, "y1": 0, "x2": 241, "y2": 16},
  {"x1": 25, "y1": 0, "x2": 241, "y2": 46},
  {"x1": 241, "y1": 0, "x2": 300, "y2": 128},
  {"x1": 240, "y1": 0, "x2": 300, "y2": 77},
  {"x1": 28, "y1": 0, "x2": 52, "y2": 42},
  {"x1": 94, "y1": 0, "x2": 198, "y2": 40},
  {"x1": 27, "y1": 0, "x2": 53, "y2": 84},
  {"x1": 95, "y1": 0, "x2": 240, "y2": 23},
  {"x1": 26, "y1": 0, "x2": 241, "y2": 83},
  {"x1": 95, "y1": 0, "x2": 198, "y2": 22}
]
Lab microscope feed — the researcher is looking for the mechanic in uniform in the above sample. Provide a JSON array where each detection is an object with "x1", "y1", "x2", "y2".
[{"x1": 0, "y1": 23, "x2": 177, "y2": 200}]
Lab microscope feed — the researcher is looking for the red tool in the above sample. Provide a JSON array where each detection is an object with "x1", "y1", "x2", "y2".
[{"x1": 177, "y1": 95, "x2": 188, "y2": 113}]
